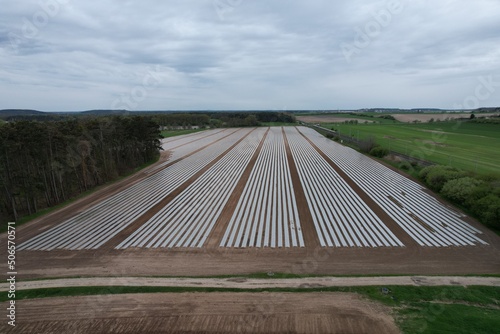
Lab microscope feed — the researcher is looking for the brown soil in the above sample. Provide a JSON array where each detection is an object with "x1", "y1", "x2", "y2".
[
  {"x1": 205, "y1": 128, "x2": 270, "y2": 248},
  {"x1": 11, "y1": 240, "x2": 500, "y2": 280},
  {"x1": 388, "y1": 195, "x2": 404, "y2": 209},
  {"x1": 282, "y1": 127, "x2": 320, "y2": 247},
  {"x1": 1, "y1": 292, "x2": 400, "y2": 334},
  {"x1": 408, "y1": 213, "x2": 435, "y2": 233}
]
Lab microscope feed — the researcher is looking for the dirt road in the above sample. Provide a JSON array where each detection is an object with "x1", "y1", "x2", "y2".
[{"x1": 1, "y1": 276, "x2": 499, "y2": 291}]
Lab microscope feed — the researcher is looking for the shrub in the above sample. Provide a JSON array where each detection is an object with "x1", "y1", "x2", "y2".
[
  {"x1": 419, "y1": 165, "x2": 436, "y2": 180},
  {"x1": 441, "y1": 177, "x2": 484, "y2": 203},
  {"x1": 369, "y1": 146, "x2": 389, "y2": 158},
  {"x1": 464, "y1": 184, "x2": 492, "y2": 207},
  {"x1": 325, "y1": 133, "x2": 334, "y2": 139},
  {"x1": 473, "y1": 195, "x2": 500, "y2": 229},
  {"x1": 399, "y1": 160, "x2": 412, "y2": 171},
  {"x1": 424, "y1": 166, "x2": 468, "y2": 192}
]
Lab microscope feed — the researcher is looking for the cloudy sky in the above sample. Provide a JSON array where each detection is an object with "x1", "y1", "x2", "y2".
[{"x1": 1, "y1": 0, "x2": 499, "y2": 111}]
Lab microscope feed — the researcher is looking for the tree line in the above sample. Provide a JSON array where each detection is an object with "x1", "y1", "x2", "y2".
[
  {"x1": 209, "y1": 112, "x2": 295, "y2": 127},
  {"x1": 0, "y1": 116, "x2": 162, "y2": 223},
  {"x1": 152, "y1": 112, "x2": 295, "y2": 128},
  {"x1": 1, "y1": 111, "x2": 296, "y2": 128}
]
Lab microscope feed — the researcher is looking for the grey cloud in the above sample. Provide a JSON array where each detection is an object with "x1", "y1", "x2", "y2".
[{"x1": 1, "y1": 0, "x2": 499, "y2": 111}]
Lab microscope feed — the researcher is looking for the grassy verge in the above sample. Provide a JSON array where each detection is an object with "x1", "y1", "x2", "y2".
[
  {"x1": 161, "y1": 128, "x2": 205, "y2": 138},
  {"x1": 4, "y1": 285, "x2": 499, "y2": 333},
  {"x1": 1, "y1": 156, "x2": 160, "y2": 233}
]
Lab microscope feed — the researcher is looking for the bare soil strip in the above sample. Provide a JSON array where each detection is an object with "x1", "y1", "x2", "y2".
[
  {"x1": 101, "y1": 128, "x2": 258, "y2": 250},
  {"x1": 13, "y1": 240, "x2": 500, "y2": 278},
  {"x1": 282, "y1": 127, "x2": 320, "y2": 248},
  {"x1": 295, "y1": 127, "x2": 418, "y2": 248},
  {"x1": 205, "y1": 128, "x2": 270, "y2": 248},
  {"x1": 1, "y1": 292, "x2": 399, "y2": 334},
  {"x1": 2, "y1": 276, "x2": 499, "y2": 292}
]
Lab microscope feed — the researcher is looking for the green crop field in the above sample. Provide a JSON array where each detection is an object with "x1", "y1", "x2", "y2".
[{"x1": 322, "y1": 121, "x2": 500, "y2": 177}]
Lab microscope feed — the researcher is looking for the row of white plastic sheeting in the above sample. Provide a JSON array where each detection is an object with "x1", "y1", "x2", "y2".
[
  {"x1": 147, "y1": 129, "x2": 233, "y2": 174},
  {"x1": 160, "y1": 129, "x2": 208, "y2": 150},
  {"x1": 117, "y1": 128, "x2": 267, "y2": 249},
  {"x1": 285, "y1": 127, "x2": 403, "y2": 248},
  {"x1": 299, "y1": 126, "x2": 487, "y2": 247},
  {"x1": 220, "y1": 127, "x2": 305, "y2": 248},
  {"x1": 18, "y1": 128, "x2": 253, "y2": 251}
]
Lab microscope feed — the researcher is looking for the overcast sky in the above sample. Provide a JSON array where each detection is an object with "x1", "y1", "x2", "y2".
[{"x1": 1, "y1": 0, "x2": 499, "y2": 111}]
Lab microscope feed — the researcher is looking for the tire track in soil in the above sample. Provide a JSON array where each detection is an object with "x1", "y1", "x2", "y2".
[
  {"x1": 282, "y1": 127, "x2": 320, "y2": 248},
  {"x1": 295, "y1": 126, "x2": 418, "y2": 248},
  {"x1": 100, "y1": 128, "x2": 259, "y2": 251},
  {"x1": 205, "y1": 128, "x2": 270, "y2": 249}
]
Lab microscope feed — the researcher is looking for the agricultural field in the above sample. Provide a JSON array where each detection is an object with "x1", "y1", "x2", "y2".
[
  {"x1": 297, "y1": 112, "x2": 499, "y2": 124},
  {"x1": 297, "y1": 114, "x2": 378, "y2": 124},
  {"x1": 17, "y1": 126, "x2": 488, "y2": 252},
  {"x1": 316, "y1": 121, "x2": 500, "y2": 176},
  {"x1": 5, "y1": 126, "x2": 500, "y2": 334},
  {"x1": 391, "y1": 112, "x2": 499, "y2": 123},
  {"x1": 5, "y1": 126, "x2": 497, "y2": 283}
]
